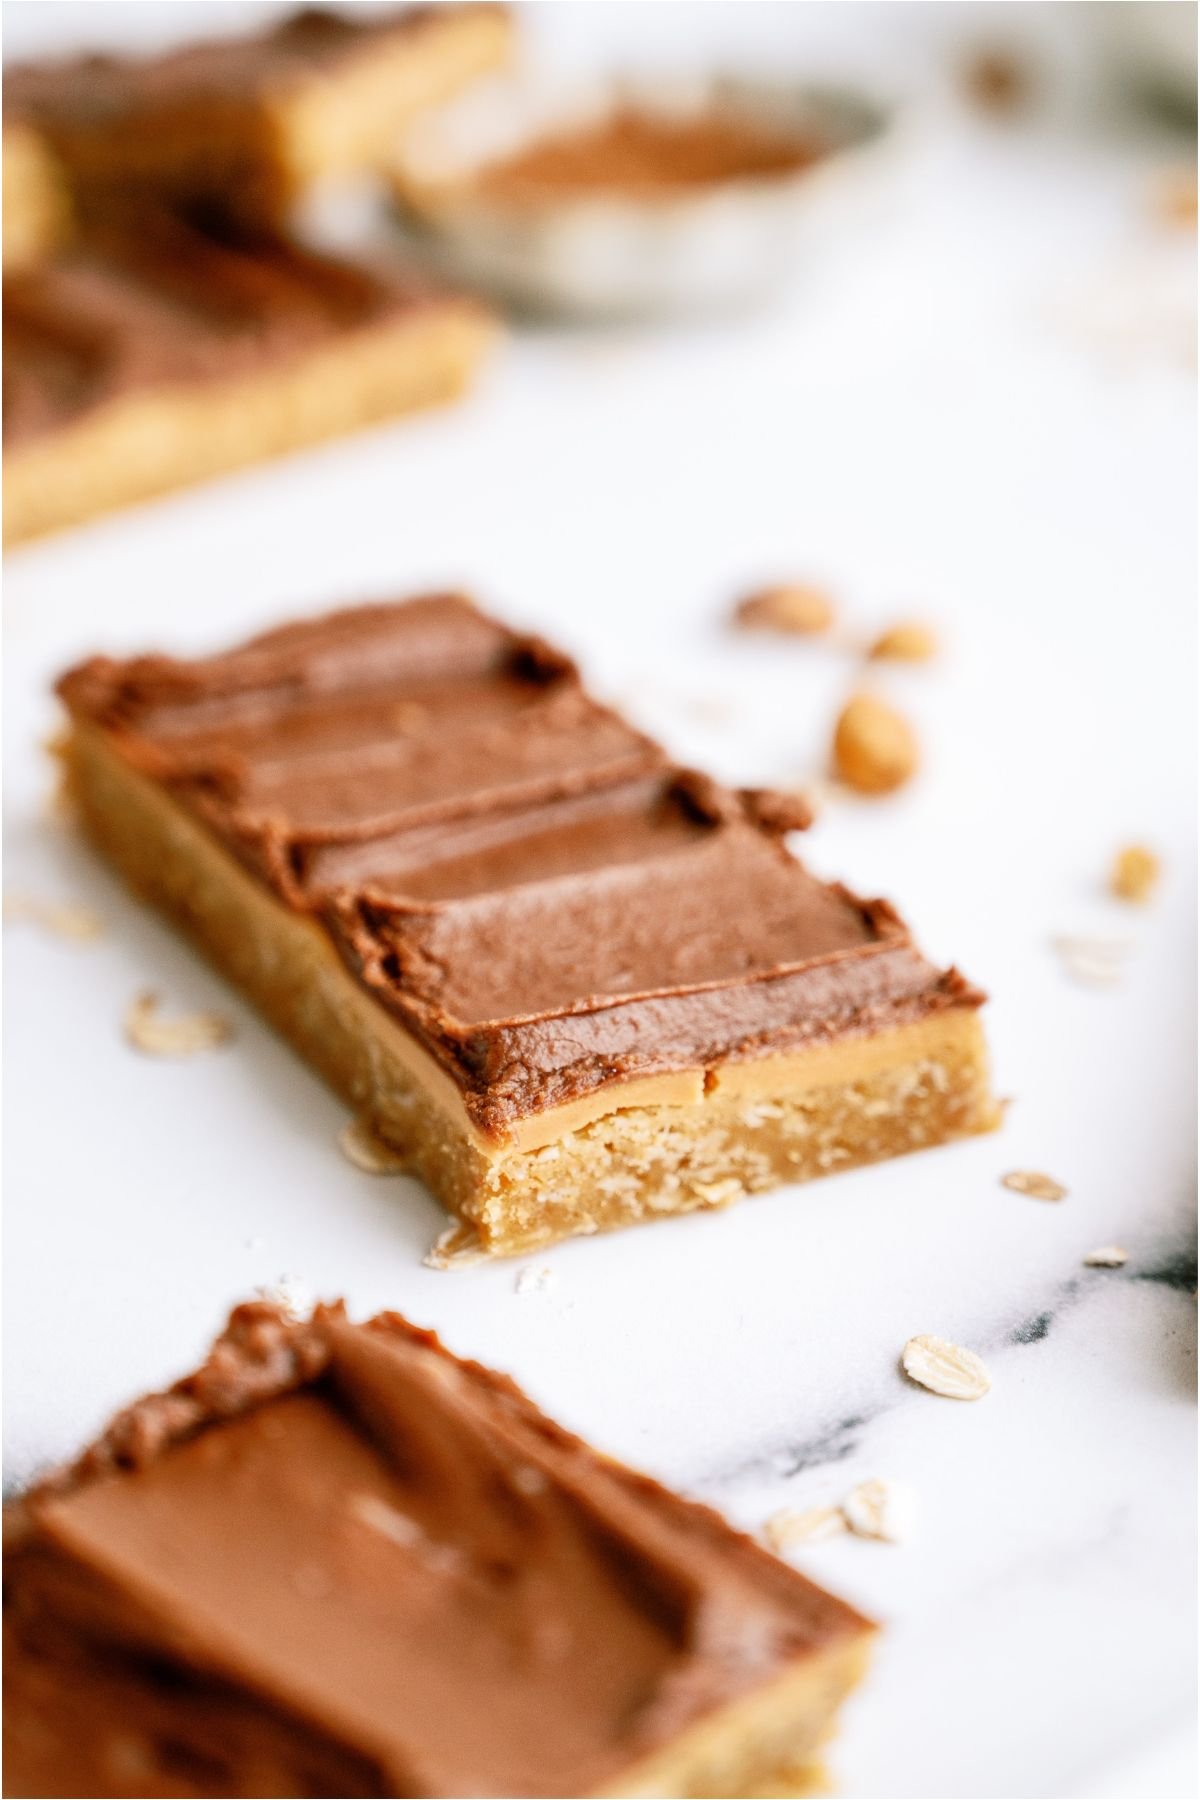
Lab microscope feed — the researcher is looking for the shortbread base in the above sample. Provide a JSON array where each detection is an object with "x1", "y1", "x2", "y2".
[
  {"x1": 602, "y1": 1635, "x2": 867, "y2": 1798},
  {"x1": 4, "y1": 304, "x2": 493, "y2": 546},
  {"x1": 63, "y1": 726, "x2": 1000, "y2": 1257},
  {"x1": 2, "y1": 124, "x2": 69, "y2": 270}
]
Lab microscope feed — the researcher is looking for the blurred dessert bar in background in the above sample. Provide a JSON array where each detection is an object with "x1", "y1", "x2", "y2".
[
  {"x1": 2, "y1": 6, "x2": 511, "y2": 544},
  {"x1": 4, "y1": 1298, "x2": 876, "y2": 1798},
  {"x1": 4, "y1": 5, "x2": 514, "y2": 224},
  {"x1": 55, "y1": 594, "x2": 999, "y2": 1256},
  {"x1": 3, "y1": 207, "x2": 493, "y2": 545}
]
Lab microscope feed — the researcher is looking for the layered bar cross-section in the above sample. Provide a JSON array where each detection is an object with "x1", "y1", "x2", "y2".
[{"x1": 56, "y1": 593, "x2": 999, "y2": 1255}]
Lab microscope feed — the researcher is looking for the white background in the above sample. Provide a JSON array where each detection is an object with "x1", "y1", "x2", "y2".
[{"x1": 3, "y1": 5, "x2": 1197, "y2": 1798}]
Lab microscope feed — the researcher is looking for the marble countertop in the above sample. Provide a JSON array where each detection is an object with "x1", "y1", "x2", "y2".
[{"x1": 4, "y1": 5, "x2": 1196, "y2": 1795}]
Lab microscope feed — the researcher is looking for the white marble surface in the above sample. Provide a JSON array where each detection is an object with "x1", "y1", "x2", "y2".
[{"x1": 3, "y1": 5, "x2": 1196, "y2": 1797}]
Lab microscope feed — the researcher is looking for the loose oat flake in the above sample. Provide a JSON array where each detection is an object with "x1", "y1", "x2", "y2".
[
  {"x1": 338, "y1": 1118, "x2": 408, "y2": 1174},
  {"x1": 424, "y1": 1221, "x2": 487, "y2": 1270},
  {"x1": 124, "y1": 990, "x2": 232, "y2": 1057},
  {"x1": 842, "y1": 1477, "x2": 917, "y2": 1544},
  {"x1": 1083, "y1": 1245, "x2": 1129, "y2": 1268},
  {"x1": 764, "y1": 1505, "x2": 846, "y2": 1552},
  {"x1": 901, "y1": 1334, "x2": 992, "y2": 1401},
  {"x1": 5, "y1": 893, "x2": 104, "y2": 941},
  {"x1": 256, "y1": 1275, "x2": 314, "y2": 1320},
  {"x1": 1051, "y1": 933, "x2": 1131, "y2": 988},
  {"x1": 1002, "y1": 1169, "x2": 1068, "y2": 1202},
  {"x1": 514, "y1": 1264, "x2": 556, "y2": 1296}
]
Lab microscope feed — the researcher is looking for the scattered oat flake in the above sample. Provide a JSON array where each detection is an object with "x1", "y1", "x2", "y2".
[
  {"x1": 256, "y1": 1274, "x2": 313, "y2": 1320},
  {"x1": 1084, "y1": 1245, "x2": 1129, "y2": 1268},
  {"x1": 514, "y1": 1264, "x2": 556, "y2": 1296},
  {"x1": 764, "y1": 1505, "x2": 846, "y2": 1552},
  {"x1": 1052, "y1": 933, "x2": 1131, "y2": 987},
  {"x1": 5, "y1": 893, "x2": 105, "y2": 940},
  {"x1": 124, "y1": 990, "x2": 232, "y2": 1056},
  {"x1": 1002, "y1": 1169, "x2": 1067, "y2": 1202},
  {"x1": 1110, "y1": 844, "x2": 1160, "y2": 904},
  {"x1": 902, "y1": 1334, "x2": 991, "y2": 1401},
  {"x1": 338, "y1": 1118, "x2": 408, "y2": 1174},
  {"x1": 842, "y1": 1478, "x2": 917, "y2": 1544},
  {"x1": 424, "y1": 1221, "x2": 487, "y2": 1270}
]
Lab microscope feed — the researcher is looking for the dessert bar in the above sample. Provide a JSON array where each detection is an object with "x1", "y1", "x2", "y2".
[
  {"x1": 4, "y1": 210, "x2": 493, "y2": 544},
  {"x1": 4, "y1": 1299, "x2": 875, "y2": 1798},
  {"x1": 56, "y1": 593, "x2": 999, "y2": 1256},
  {"x1": 5, "y1": 5, "x2": 514, "y2": 224}
]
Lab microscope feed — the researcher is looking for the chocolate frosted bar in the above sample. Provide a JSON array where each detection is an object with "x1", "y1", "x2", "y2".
[
  {"x1": 5, "y1": 5, "x2": 514, "y2": 223},
  {"x1": 56, "y1": 594, "x2": 999, "y2": 1256},
  {"x1": 3, "y1": 211, "x2": 493, "y2": 544},
  {"x1": 4, "y1": 1300, "x2": 875, "y2": 1798}
]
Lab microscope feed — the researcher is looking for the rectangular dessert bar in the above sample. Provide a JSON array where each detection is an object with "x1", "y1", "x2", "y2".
[
  {"x1": 4, "y1": 1299, "x2": 875, "y2": 1798},
  {"x1": 4, "y1": 5, "x2": 514, "y2": 224},
  {"x1": 3, "y1": 210, "x2": 493, "y2": 544},
  {"x1": 56, "y1": 594, "x2": 999, "y2": 1257}
]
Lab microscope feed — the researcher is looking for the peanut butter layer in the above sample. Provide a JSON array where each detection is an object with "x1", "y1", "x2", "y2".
[
  {"x1": 5, "y1": 5, "x2": 513, "y2": 218},
  {"x1": 57, "y1": 594, "x2": 984, "y2": 1140},
  {"x1": 3, "y1": 208, "x2": 478, "y2": 451},
  {"x1": 4, "y1": 1302, "x2": 875, "y2": 1799}
]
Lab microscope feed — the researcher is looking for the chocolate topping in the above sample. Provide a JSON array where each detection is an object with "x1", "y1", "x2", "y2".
[
  {"x1": 57, "y1": 594, "x2": 985, "y2": 1139},
  {"x1": 6, "y1": 1302, "x2": 873, "y2": 1798},
  {"x1": 4, "y1": 209, "x2": 464, "y2": 448}
]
